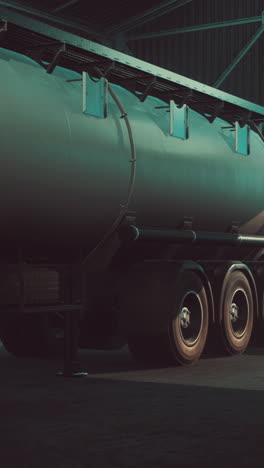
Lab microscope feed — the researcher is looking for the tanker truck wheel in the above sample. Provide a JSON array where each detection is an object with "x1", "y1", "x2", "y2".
[
  {"x1": 219, "y1": 271, "x2": 254, "y2": 355},
  {"x1": 0, "y1": 312, "x2": 65, "y2": 358},
  {"x1": 168, "y1": 271, "x2": 209, "y2": 365},
  {"x1": 128, "y1": 271, "x2": 209, "y2": 366}
]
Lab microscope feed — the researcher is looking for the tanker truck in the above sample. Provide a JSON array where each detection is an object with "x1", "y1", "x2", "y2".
[{"x1": 0, "y1": 11, "x2": 264, "y2": 368}]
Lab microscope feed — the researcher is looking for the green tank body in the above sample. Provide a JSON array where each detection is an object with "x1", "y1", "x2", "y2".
[{"x1": 0, "y1": 48, "x2": 264, "y2": 249}]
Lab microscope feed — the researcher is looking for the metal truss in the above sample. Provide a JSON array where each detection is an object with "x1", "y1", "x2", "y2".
[
  {"x1": 53, "y1": 0, "x2": 81, "y2": 14},
  {"x1": 127, "y1": 8, "x2": 264, "y2": 92},
  {"x1": 214, "y1": 20, "x2": 264, "y2": 88},
  {"x1": 128, "y1": 15, "x2": 263, "y2": 40}
]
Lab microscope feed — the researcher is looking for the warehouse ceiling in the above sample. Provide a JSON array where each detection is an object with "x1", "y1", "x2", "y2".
[
  {"x1": 1, "y1": 0, "x2": 264, "y2": 104},
  {"x1": 1, "y1": 1, "x2": 263, "y2": 53},
  {"x1": 0, "y1": 0, "x2": 195, "y2": 47}
]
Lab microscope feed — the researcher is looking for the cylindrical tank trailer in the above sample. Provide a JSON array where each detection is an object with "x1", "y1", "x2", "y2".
[
  {"x1": 1, "y1": 47, "x2": 264, "y2": 366},
  {"x1": 1, "y1": 47, "x2": 264, "y2": 247}
]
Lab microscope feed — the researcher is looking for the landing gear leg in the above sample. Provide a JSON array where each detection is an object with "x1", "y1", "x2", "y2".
[{"x1": 57, "y1": 310, "x2": 88, "y2": 378}]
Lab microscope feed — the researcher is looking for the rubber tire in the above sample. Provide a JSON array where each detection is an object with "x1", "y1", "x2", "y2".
[
  {"x1": 220, "y1": 271, "x2": 253, "y2": 355},
  {"x1": 168, "y1": 271, "x2": 209, "y2": 365},
  {"x1": 0, "y1": 313, "x2": 65, "y2": 358},
  {"x1": 128, "y1": 271, "x2": 209, "y2": 366}
]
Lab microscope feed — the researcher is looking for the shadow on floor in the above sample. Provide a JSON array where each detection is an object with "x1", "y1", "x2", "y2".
[{"x1": 1, "y1": 342, "x2": 264, "y2": 468}]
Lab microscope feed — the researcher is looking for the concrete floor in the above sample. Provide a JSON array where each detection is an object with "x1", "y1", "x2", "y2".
[{"x1": 1, "y1": 343, "x2": 264, "y2": 467}]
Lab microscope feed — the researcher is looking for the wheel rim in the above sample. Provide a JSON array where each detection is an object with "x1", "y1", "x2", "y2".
[
  {"x1": 178, "y1": 291, "x2": 203, "y2": 346},
  {"x1": 229, "y1": 288, "x2": 249, "y2": 338}
]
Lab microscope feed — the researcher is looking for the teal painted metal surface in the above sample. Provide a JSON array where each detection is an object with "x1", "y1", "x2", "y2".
[
  {"x1": 1, "y1": 6, "x2": 264, "y2": 118},
  {"x1": 235, "y1": 123, "x2": 250, "y2": 156},
  {"x1": 169, "y1": 102, "x2": 189, "y2": 140},
  {"x1": 82, "y1": 73, "x2": 108, "y2": 118},
  {"x1": 1, "y1": 48, "x2": 264, "y2": 250}
]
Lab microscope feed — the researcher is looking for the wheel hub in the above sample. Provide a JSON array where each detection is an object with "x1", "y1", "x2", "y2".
[
  {"x1": 177, "y1": 291, "x2": 203, "y2": 347},
  {"x1": 229, "y1": 288, "x2": 249, "y2": 338},
  {"x1": 230, "y1": 303, "x2": 239, "y2": 322},
  {"x1": 180, "y1": 307, "x2": 191, "y2": 328}
]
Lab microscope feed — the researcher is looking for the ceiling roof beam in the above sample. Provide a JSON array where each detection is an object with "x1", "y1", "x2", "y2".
[
  {"x1": 1, "y1": 5, "x2": 264, "y2": 118},
  {"x1": 0, "y1": 1, "x2": 108, "y2": 44},
  {"x1": 106, "y1": 0, "x2": 193, "y2": 35},
  {"x1": 129, "y1": 15, "x2": 262, "y2": 40},
  {"x1": 53, "y1": 1, "x2": 80, "y2": 14},
  {"x1": 214, "y1": 23, "x2": 264, "y2": 89}
]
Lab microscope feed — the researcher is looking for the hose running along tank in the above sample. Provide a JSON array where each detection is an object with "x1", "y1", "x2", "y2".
[{"x1": 1, "y1": 17, "x2": 264, "y2": 368}]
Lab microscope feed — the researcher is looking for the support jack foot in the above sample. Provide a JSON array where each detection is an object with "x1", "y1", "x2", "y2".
[
  {"x1": 57, "y1": 371, "x2": 88, "y2": 378},
  {"x1": 57, "y1": 309, "x2": 88, "y2": 378}
]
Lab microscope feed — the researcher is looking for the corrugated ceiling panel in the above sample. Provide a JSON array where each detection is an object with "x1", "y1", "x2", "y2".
[
  {"x1": 53, "y1": 0, "x2": 161, "y2": 30},
  {"x1": 13, "y1": 0, "x2": 163, "y2": 30}
]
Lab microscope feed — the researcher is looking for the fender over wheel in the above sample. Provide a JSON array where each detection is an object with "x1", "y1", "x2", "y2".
[{"x1": 220, "y1": 270, "x2": 254, "y2": 355}]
